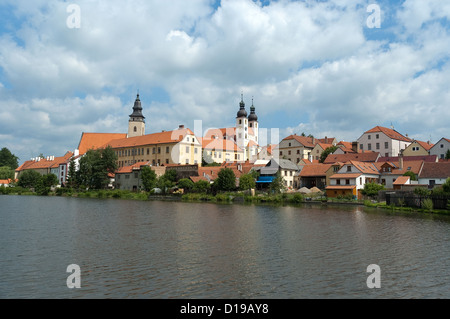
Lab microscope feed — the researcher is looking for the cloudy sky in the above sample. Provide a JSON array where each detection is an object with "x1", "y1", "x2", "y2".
[{"x1": 0, "y1": 0, "x2": 449, "y2": 163}]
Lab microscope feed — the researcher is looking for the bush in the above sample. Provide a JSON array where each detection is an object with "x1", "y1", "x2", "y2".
[
  {"x1": 290, "y1": 193, "x2": 304, "y2": 204},
  {"x1": 422, "y1": 198, "x2": 434, "y2": 212}
]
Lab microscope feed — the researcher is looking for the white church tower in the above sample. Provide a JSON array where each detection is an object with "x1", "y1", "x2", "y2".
[{"x1": 236, "y1": 94, "x2": 249, "y2": 162}]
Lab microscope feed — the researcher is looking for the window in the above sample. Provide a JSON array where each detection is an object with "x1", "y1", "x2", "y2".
[
  {"x1": 117, "y1": 175, "x2": 120, "y2": 179},
  {"x1": 376, "y1": 143, "x2": 380, "y2": 150},
  {"x1": 166, "y1": 147, "x2": 169, "y2": 153},
  {"x1": 337, "y1": 179, "x2": 341, "y2": 185},
  {"x1": 280, "y1": 151, "x2": 283, "y2": 156},
  {"x1": 239, "y1": 119, "x2": 242, "y2": 125},
  {"x1": 297, "y1": 150, "x2": 300, "y2": 154},
  {"x1": 346, "y1": 179, "x2": 350, "y2": 185},
  {"x1": 290, "y1": 171, "x2": 293, "y2": 176},
  {"x1": 288, "y1": 151, "x2": 291, "y2": 155},
  {"x1": 385, "y1": 142, "x2": 389, "y2": 149},
  {"x1": 368, "y1": 135, "x2": 371, "y2": 140},
  {"x1": 376, "y1": 134, "x2": 379, "y2": 139},
  {"x1": 152, "y1": 148, "x2": 156, "y2": 154},
  {"x1": 186, "y1": 146, "x2": 190, "y2": 153},
  {"x1": 158, "y1": 147, "x2": 161, "y2": 154},
  {"x1": 186, "y1": 159, "x2": 189, "y2": 164},
  {"x1": 134, "y1": 173, "x2": 138, "y2": 178},
  {"x1": 125, "y1": 175, "x2": 130, "y2": 179},
  {"x1": 194, "y1": 148, "x2": 198, "y2": 154},
  {"x1": 441, "y1": 144, "x2": 444, "y2": 148},
  {"x1": 360, "y1": 144, "x2": 364, "y2": 150},
  {"x1": 347, "y1": 166, "x2": 352, "y2": 172},
  {"x1": 147, "y1": 148, "x2": 150, "y2": 155},
  {"x1": 134, "y1": 126, "x2": 137, "y2": 132},
  {"x1": 289, "y1": 143, "x2": 292, "y2": 147}
]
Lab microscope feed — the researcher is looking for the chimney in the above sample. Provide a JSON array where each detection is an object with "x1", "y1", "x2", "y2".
[
  {"x1": 399, "y1": 153, "x2": 404, "y2": 170},
  {"x1": 352, "y1": 141, "x2": 359, "y2": 153},
  {"x1": 325, "y1": 136, "x2": 328, "y2": 144},
  {"x1": 179, "y1": 125, "x2": 185, "y2": 129},
  {"x1": 312, "y1": 137, "x2": 316, "y2": 145}
]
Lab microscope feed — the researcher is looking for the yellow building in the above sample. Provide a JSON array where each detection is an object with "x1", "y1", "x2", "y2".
[{"x1": 402, "y1": 140, "x2": 434, "y2": 156}]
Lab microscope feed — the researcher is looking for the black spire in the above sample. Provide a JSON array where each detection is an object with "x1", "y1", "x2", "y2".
[
  {"x1": 236, "y1": 93, "x2": 247, "y2": 118},
  {"x1": 248, "y1": 97, "x2": 258, "y2": 122},
  {"x1": 129, "y1": 93, "x2": 145, "y2": 120}
]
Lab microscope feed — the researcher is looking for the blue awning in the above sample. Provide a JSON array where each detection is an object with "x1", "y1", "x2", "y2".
[{"x1": 256, "y1": 176, "x2": 276, "y2": 183}]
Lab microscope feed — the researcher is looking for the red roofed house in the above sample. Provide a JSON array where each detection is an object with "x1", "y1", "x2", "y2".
[
  {"x1": 429, "y1": 138, "x2": 450, "y2": 160},
  {"x1": 276, "y1": 134, "x2": 336, "y2": 164},
  {"x1": 298, "y1": 163, "x2": 333, "y2": 189},
  {"x1": 326, "y1": 161, "x2": 380, "y2": 199},
  {"x1": 357, "y1": 126, "x2": 412, "y2": 157},
  {"x1": 373, "y1": 159, "x2": 424, "y2": 189},
  {"x1": 418, "y1": 162, "x2": 450, "y2": 189},
  {"x1": 402, "y1": 140, "x2": 434, "y2": 156}
]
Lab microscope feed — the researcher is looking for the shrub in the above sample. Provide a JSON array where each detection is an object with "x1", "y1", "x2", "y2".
[
  {"x1": 422, "y1": 198, "x2": 434, "y2": 212},
  {"x1": 290, "y1": 193, "x2": 304, "y2": 204}
]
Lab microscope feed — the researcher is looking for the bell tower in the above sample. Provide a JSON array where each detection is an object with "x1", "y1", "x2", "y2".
[{"x1": 128, "y1": 93, "x2": 145, "y2": 138}]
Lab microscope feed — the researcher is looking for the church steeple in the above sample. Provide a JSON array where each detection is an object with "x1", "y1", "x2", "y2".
[
  {"x1": 248, "y1": 97, "x2": 258, "y2": 122},
  {"x1": 236, "y1": 93, "x2": 248, "y2": 118},
  {"x1": 128, "y1": 92, "x2": 146, "y2": 138}
]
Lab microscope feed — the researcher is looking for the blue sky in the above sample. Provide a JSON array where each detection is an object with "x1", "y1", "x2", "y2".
[{"x1": 0, "y1": 0, "x2": 449, "y2": 163}]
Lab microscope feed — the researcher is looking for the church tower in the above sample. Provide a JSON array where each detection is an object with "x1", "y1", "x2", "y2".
[
  {"x1": 128, "y1": 93, "x2": 145, "y2": 138},
  {"x1": 236, "y1": 93, "x2": 248, "y2": 161},
  {"x1": 248, "y1": 98, "x2": 259, "y2": 144}
]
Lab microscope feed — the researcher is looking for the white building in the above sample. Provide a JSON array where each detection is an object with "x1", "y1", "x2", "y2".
[
  {"x1": 429, "y1": 138, "x2": 450, "y2": 160},
  {"x1": 357, "y1": 126, "x2": 412, "y2": 157}
]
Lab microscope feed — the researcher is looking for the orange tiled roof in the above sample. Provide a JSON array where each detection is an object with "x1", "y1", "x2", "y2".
[
  {"x1": 364, "y1": 126, "x2": 412, "y2": 142},
  {"x1": 104, "y1": 129, "x2": 195, "y2": 149},
  {"x1": 373, "y1": 160, "x2": 424, "y2": 175},
  {"x1": 202, "y1": 138, "x2": 243, "y2": 152},
  {"x1": 116, "y1": 161, "x2": 151, "y2": 174},
  {"x1": 413, "y1": 140, "x2": 434, "y2": 151},
  {"x1": 299, "y1": 164, "x2": 332, "y2": 177},
  {"x1": 16, "y1": 152, "x2": 74, "y2": 172},
  {"x1": 0, "y1": 179, "x2": 14, "y2": 184},
  {"x1": 393, "y1": 176, "x2": 410, "y2": 185},
  {"x1": 348, "y1": 160, "x2": 380, "y2": 175},
  {"x1": 326, "y1": 185, "x2": 357, "y2": 190},
  {"x1": 78, "y1": 133, "x2": 127, "y2": 155},
  {"x1": 337, "y1": 141, "x2": 353, "y2": 149},
  {"x1": 324, "y1": 152, "x2": 380, "y2": 164}
]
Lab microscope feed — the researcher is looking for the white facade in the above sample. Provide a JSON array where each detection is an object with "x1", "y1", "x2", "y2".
[
  {"x1": 430, "y1": 138, "x2": 450, "y2": 160},
  {"x1": 358, "y1": 130, "x2": 411, "y2": 157}
]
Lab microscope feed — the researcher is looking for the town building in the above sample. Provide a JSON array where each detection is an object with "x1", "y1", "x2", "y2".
[
  {"x1": 402, "y1": 140, "x2": 434, "y2": 156},
  {"x1": 326, "y1": 161, "x2": 380, "y2": 199},
  {"x1": 276, "y1": 135, "x2": 336, "y2": 164},
  {"x1": 256, "y1": 158, "x2": 299, "y2": 189},
  {"x1": 429, "y1": 138, "x2": 450, "y2": 160},
  {"x1": 418, "y1": 162, "x2": 450, "y2": 189},
  {"x1": 357, "y1": 126, "x2": 412, "y2": 157}
]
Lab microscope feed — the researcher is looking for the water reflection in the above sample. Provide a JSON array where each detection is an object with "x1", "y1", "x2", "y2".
[{"x1": 1, "y1": 196, "x2": 450, "y2": 298}]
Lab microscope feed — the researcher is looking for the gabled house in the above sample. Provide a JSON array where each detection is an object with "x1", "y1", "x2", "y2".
[
  {"x1": 418, "y1": 162, "x2": 450, "y2": 189},
  {"x1": 326, "y1": 161, "x2": 380, "y2": 199},
  {"x1": 373, "y1": 159, "x2": 424, "y2": 189},
  {"x1": 276, "y1": 135, "x2": 336, "y2": 164},
  {"x1": 298, "y1": 163, "x2": 333, "y2": 189},
  {"x1": 310, "y1": 143, "x2": 335, "y2": 161},
  {"x1": 357, "y1": 126, "x2": 412, "y2": 157},
  {"x1": 257, "y1": 158, "x2": 299, "y2": 189},
  {"x1": 429, "y1": 138, "x2": 450, "y2": 160},
  {"x1": 402, "y1": 140, "x2": 434, "y2": 156}
]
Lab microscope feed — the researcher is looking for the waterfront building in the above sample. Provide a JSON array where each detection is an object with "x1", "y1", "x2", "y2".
[
  {"x1": 15, "y1": 152, "x2": 74, "y2": 183},
  {"x1": 326, "y1": 160, "x2": 380, "y2": 199},
  {"x1": 276, "y1": 135, "x2": 336, "y2": 164},
  {"x1": 418, "y1": 162, "x2": 450, "y2": 189},
  {"x1": 357, "y1": 126, "x2": 412, "y2": 157}
]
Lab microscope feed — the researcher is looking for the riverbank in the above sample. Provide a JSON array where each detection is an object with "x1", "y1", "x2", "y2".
[{"x1": 2, "y1": 186, "x2": 450, "y2": 216}]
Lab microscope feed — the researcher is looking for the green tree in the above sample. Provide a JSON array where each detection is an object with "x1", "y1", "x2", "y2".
[
  {"x1": 77, "y1": 146, "x2": 118, "y2": 189},
  {"x1": 239, "y1": 173, "x2": 256, "y2": 191},
  {"x1": 361, "y1": 182, "x2": 385, "y2": 197},
  {"x1": 446, "y1": 149, "x2": 450, "y2": 160},
  {"x1": 403, "y1": 171, "x2": 417, "y2": 181},
  {"x1": 0, "y1": 147, "x2": 19, "y2": 169},
  {"x1": 442, "y1": 178, "x2": 450, "y2": 194},
  {"x1": 414, "y1": 187, "x2": 431, "y2": 197},
  {"x1": 192, "y1": 180, "x2": 210, "y2": 193},
  {"x1": 0, "y1": 166, "x2": 14, "y2": 180},
  {"x1": 270, "y1": 171, "x2": 285, "y2": 194},
  {"x1": 42, "y1": 174, "x2": 58, "y2": 188},
  {"x1": 18, "y1": 170, "x2": 42, "y2": 189},
  {"x1": 319, "y1": 146, "x2": 338, "y2": 163},
  {"x1": 215, "y1": 168, "x2": 236, "y2": 191},
  {"x1": 141, "y1": 166, "x2": 157, "y2": 191},
  {"x1": 156, "y1": 169, "x2": 178, "y2": 193},
  {"x1": 67, "y1": 157, "x2": 77, "y2": 188},
  {"x1": 177, "y1": 178, "x2": 194, "y2": 191}
]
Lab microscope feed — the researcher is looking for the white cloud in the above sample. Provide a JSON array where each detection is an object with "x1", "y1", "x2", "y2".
[{"x1": 0, "y1": 0, "x2": 449, "y2": 162}]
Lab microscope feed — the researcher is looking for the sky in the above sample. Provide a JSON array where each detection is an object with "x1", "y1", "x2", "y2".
[{"x1": 0, "y1": 0, "x2": 449, "y2": 164}]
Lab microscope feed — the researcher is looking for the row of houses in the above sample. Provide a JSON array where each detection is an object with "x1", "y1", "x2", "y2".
[{"x1": 12, "y1": 93, "x2": 450, "y2": 193}]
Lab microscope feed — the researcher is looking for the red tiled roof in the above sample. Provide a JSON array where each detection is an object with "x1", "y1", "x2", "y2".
[
  {"x1": 190, "y1": 176, "x2": 209, "y2": 183},
  {"x1": 373, "y1": 160, "x2": 424, "y2": 175},
  {"x1": 78, "y1": 133, "x2": 127, "y2": 155},
  {"x1": 299, "y1": 164, "x2": 332, "y2": 177},
  {"x1": 202, "y1": 138, "x2": 243, "y2": 152},
  {"x1": 414, "y1": 140, "x2": 434, "y2": 151},
  {"x1": 324, "y1": 152, "x2": 380, "y2": 164},
  {"x1": 116, "y1": 161, "x2": 151, "y2": 174},
  {"x1": 393, "y1": 176, "x2": 410, "y2": 185},
  {"x1": 16, "y1": 152, "x2": 73, "y2": 172},
  {"x1": 348, "y1": 160, "x2": 380, "y2": 175},
  {"x1": 378, "y1": 155, "x2": 437, "y2": 163},
  {"x1": 364, "y1": 126, "x2": 412, "y2": 142},
  {"x1": 419, "y1": 162, "x2": 450, "y2": 179},
  {"x1": 104, "y1": 129, "x2": 195, "y2": 149}
]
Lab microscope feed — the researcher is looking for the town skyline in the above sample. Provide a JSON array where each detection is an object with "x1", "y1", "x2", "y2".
[{"x1": 1, "y1": 0, "x2": 449, "y2": 163}]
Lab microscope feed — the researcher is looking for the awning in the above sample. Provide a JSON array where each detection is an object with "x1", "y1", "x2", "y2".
[{"x1": 256, "y1": 176, "x2": 276, "y2": 183}]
